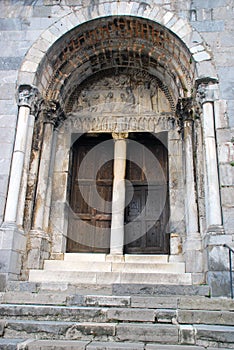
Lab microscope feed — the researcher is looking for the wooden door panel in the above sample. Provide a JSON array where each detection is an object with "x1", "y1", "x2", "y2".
[
  {"x1": 67, "y1": 134, "x2": 113, "y2": 253},
  {"x1": 125, "y1": 133, "x2": 169, "y2": 254}
]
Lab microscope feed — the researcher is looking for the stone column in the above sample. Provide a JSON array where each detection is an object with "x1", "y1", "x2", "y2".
[
  {"x1": 32, "y1": 121, "x2": 55, "y2": 230},
  {"x1": 197, "y1": 80, "x2": 223, "y2": 231},
  {"x1": 183, "y1": 114, "x2": 203, "y2": 276},
  {"x1": 197, "y1": 79, "x2": 227, "y2": 296},
  {"x1": 17, "y1": 114, "x2": 35, "y2": 228},
  {"x1": 110, "y1": 133, "x2": 128, "y2": 255},
  {"x1": 0, "y1": 85, "x2": 38, "y2": 287},
  {"x1": 28, "y1": 101, "x2": 58, "y2": 269},
  {"x1": 3, "y1": 86, "x2": 38, "y2": 226}
]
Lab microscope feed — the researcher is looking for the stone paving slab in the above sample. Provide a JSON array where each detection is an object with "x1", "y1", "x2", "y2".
[
  {"x1": 3, "y1": 320, "x2": 116, "y2": 341},
  {"x1": 116, "y1": 323, "x2": 179, "y2": 343},
  {"x1": 131, "y1": 295, "x2": 179, "y2": 309},
  {"x1": 178, "y1": 309, "x2": 234, "y2": 326},
  {"x1": 85, "y1": 295, "x2": 131, "y2": 307},
  {"x1": 86, "y1": 342, "x2": 145, "y2": 349},
  {"x1": 0, "y1": 338, "x2": 28, "y2": 350},
  {"x1": 27, "y1": 339, "x2": 89, "y2": 349},
  {"x1": 178, "y1": 296, "x2": 234, "y2": 311},
  {"x1": 112, "y1": 284, "x2": 210, "y2": 296},
  {"x1": 195, "y1": 324, "x2": 234, "y2": 344},
  {"x1": 107, "y1": 307, "x2": 156, "y2": 322},
  {"x1": 0, "y1": 304, "x2": 108, "y2": 322}
]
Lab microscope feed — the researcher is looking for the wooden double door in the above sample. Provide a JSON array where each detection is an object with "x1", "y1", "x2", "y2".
[{"x1": 67, "y1": 133, "x2": 169, "y2": 254}]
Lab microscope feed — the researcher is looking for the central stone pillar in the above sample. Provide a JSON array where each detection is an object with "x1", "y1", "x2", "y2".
[{"x1": 110, "y1": 132, "x2": 128, "y2": 255}]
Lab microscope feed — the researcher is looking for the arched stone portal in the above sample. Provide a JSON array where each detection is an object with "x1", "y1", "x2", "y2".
[{"x1": 1, "y1": 14, "x2": 224, "y2": 289}]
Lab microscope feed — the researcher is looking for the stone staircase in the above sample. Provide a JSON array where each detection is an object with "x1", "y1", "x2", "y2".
[
  {"x1": 0, "y1": 254, "x2": 234, "y2": 349},
  {"x1": 28, "y1": 253, "x2": 192, "y2": 285}
]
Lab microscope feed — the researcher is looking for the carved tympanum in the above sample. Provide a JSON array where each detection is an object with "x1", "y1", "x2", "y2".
[{"x1": 70, "y1": 71, "x2": 172, "y2": 115}]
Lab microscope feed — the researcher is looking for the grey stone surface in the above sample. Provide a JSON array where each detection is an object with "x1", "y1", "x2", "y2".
[
  {"x1": 178, "y1": 296, "x2": 234, "y2": 311},
  {"x1": 207, "y1": 271, "x2": 231, "y2": 297},
  {"x1": 195, "y1": 324, "x2": 234, "y2": 343},
  {"x1": 0, "y1": 273, "x2": 7, "y2": 292},
  {"x1": 179, "y1": 325, "x2": 196, "y2": 345},
  {"x1": 192, "y1": 20, "x2": 224, "y2": 32},
  {"x1": 218, "y1": 67, "x2": 234, "y2": 100},
  {"x1": 192, "y1": 0, "x2": 228, "y2": 9},
  {"x1": 146, "y1": 346, "x2": 205, "y2": 350},
  {"x1": 4, "y1": 320, "x2": 116, "y2": 340},
  {"x1": 87, "y1": 342, "x2": 145, "y2": 349},
  {"x1": 85, "y1": 295, "x2": 131, "y2": 307},
  {"x1": 0, "y1": 57, "x2": 23, "y2": 70},
  {"x1": 155, "y1": 309, "x2": 177, "y2": 323},
  {"x1": 107, "y1": 308, "x2": 155, "y2": 322},
  {"x1": 116, "y1": 323, "x2": 179, "y2": 343},
  {"x1": 0, "y1": 320, "x2": 5, "y2": 336},
  {"x1": 131, "y1": 296, "x2": 178, "y2": 309},
  {"x1": 0, "y1": 338, "x2": 28, "y2": 350},
  {"x1": 66, "y1": 294, "x2": 85, "y2": 306},
  {"x1": 27, "y1": 339, "x2": 89, "y2": 350},
  {"x1": 178, "y1": 310, "x2": 234, "y2": 326},
  {"x1": 0, "y1": 304, "x2": 108, "y2": 322},
  {"x1": 112, "y1": 284, "x2": 210, "y2": 296},
  {"x1": 227, "y1": 100, "x2": 234, "y2": 127}
]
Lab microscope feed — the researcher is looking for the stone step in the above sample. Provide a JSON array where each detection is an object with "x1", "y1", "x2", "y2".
[
  {"x1": 4, "y1": 319, "x2": 234, "y2": 349},
  {"x1": 28, "y1": 270, "x2": 192, "y2": 285},
  {"x1": 7, "y1": 280, "x2": 210, "y2": 297},
  {"x1": 112, "y1": 283, "x2": 210, "y2": 296},
  {"x1": 64, "y1": 253, "x2": 169, "y2": 263},
  {"x1": 43, "y1": 260, "x2": 185, "y2": 273},
  {"x1": 0, "y1": 338, "x2": 28, "y2": 350},
  {"x1": 0, "y1": 339, "x2": 220, "y2": 350},
  {"x1": 1, "y1": 302, "x2": 234, "y2": 326},
  {"x1": 2, "y1": 320, "x2": 179, "y2": 342}
]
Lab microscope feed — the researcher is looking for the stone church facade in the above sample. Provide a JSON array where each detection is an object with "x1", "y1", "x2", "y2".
[{"x1": 0, "y1": 0, "x2": 233, "y2": 297}]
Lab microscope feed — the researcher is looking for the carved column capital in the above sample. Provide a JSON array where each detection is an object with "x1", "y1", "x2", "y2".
[
  {"x1": 40, "y1": 100, "x2": 65, "y2": 126},
  {"x1": 18, "y1": 85, "x2": 39, "y2": 109},
  {"x1": 112, "y1": 132, "x2": 129, "y2": 140},
  {"x1": 176, "y1": 97, "x2": 199, "y2": 133},
  {"x1": 196, "y1": 78, "x2": 219, "y2": 105}
]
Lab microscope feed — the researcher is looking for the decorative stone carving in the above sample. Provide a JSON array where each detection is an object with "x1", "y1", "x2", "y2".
[
  {"x1": 176, "y1": 97, "x2": 200, "y2": 133},
  {"x1": 66, "y1": 114, "x2": 176, "y2": 134},
  {"x1": 196, "y1": 78, "x2": 219, "y2": 105},
  {"x1": 112, "y1": 132, "x2": 128, "y2": 140},
  {"x1": 18, "y1": 85, "x2": 39, "y2": 109},
  {"x1": 40, "y1": 100, "x2": 65, "y2": 126},
  {"x1": 70, "y1": 71, "x2": 172, "y2": 116}
]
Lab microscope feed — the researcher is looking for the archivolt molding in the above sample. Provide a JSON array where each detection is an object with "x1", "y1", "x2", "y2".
[{"x1": 17, "y1": 1, "x2": 216, "y2": 100}]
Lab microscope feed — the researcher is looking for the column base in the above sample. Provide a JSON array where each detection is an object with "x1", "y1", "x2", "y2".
[
  {"x1": 203, "y1": 226, "x2": 233, "y2": 297},
  {"x1": 106, "y1": 254, "x2": 125, "y2": 263},
  {"x1": 207, "y1": 225, "x2": 225, "y2": 234},
  {"x1": 26, "y1": 229, "x2": 51, "y2": 269},
  {"x1": 0, "y1": 222, "x2": 27, "y2": 289},
  {"x1": 183, "y1": 233, "x2": 203, "y2": 273}
]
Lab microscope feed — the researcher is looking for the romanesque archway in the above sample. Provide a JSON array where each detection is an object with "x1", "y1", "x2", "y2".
[{"x1": 2, "y1": 11, "x2": 223, "y2": 285}]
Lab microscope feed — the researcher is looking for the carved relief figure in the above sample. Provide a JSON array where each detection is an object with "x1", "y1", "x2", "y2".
[{"x1": 70, "y1": 71, "x2": 172, "y2": 115}]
